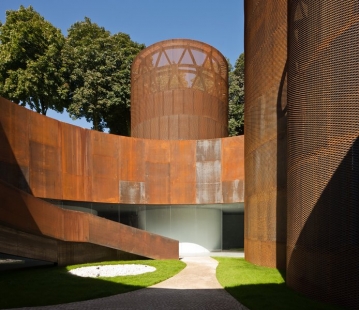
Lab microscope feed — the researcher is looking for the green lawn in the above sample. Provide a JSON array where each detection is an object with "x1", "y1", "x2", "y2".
[
  {"x1": 0, "y1": 259, "x2": 186, "y2": 309},
  {"x1": 215, "y1": 257, "x2": 343, "y2": 310}
]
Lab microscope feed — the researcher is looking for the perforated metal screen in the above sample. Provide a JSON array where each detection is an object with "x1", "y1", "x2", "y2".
[
  {"x1": 131, "y1": 39, "x2": 228, "y2": 140},
  {"x1": 244, "y1": 0, "x2": 287, "y2": 269},
  {"x1": 287, "y1": 1, "x2": 359, "y2": 308}
]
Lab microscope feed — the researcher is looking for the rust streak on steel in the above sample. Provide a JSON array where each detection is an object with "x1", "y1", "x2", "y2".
[{"x1": 0, "y1": 96, "x2": 244, "y2": 205}]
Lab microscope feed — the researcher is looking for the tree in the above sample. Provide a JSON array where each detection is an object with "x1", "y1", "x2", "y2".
[
  {"x1": 228, "y1": 53, "x2": 244, "y2": 136},
  {"x1": 0, "y1": 6, "x2": 66, "y2": 115},
  {"x1": 62, "y1": 17, "x2": 145, "y2": 134}
]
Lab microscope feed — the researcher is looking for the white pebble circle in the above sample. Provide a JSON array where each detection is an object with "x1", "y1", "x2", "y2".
[{"x1": 69, "y1": 264, "x2": 156, "y2": 278}]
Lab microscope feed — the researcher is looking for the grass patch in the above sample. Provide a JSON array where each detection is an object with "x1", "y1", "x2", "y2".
[
  {"x1": 0, "y1": 259, "x2": 185, "y2": 309},
  {"x1": 214, "y1": 257, "x2": 342, "y2": 310}
]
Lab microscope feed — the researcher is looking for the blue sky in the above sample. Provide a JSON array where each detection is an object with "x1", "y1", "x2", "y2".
[{"x1": 0, "y1": 0, "x2": 244, "y2": 129}]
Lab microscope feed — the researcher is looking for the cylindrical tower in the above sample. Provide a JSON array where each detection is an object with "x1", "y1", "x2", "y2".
[
  {"x1": 244, "y1": 0, "x2": 288, "y2": 269},
  {"x1": 287, "y1": 1, "x2": 359, "y2": 308},
  {"x1": 131, "y1": 39, "x2": 228, "y2": 140}
]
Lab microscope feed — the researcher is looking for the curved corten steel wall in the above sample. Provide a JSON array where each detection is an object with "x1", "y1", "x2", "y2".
[
  {"x1": 0, "y1": 97, "x2": 244, "y2": 205},
  {"x1": 131, "y1": 39, "x2": 228, "y2": 140},
  {"x1": 244, "y1": 0, "x2": 287, "y2": 269},
  {"x1": 287, "y1": 2, "x2": 359, "y2": 308}
]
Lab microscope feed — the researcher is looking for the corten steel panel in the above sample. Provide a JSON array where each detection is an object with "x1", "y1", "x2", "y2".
[
  {"x1": 0, "y1": 100, "x2": 31, "y2": 192},
  {"x1": 0, "y1": 98, "x2": 244, "y2": 206},
  {"x1": 196, "y1": 139, "x2": 223, "y2": 204},
  {"x1": 0, "y1": 180, "x2": 179, "y2": 261},
  {"x1": 119, "y1": 181, "x2": 146, "y2": 204},
  {"x1": 0, "y1": 224, "x2": 58, "y2": 262},
  {"x1": 145, "y1": 139, "x2": 171, "y2": 163},
  {"x1": 222, "y1": 180, "x2": 244, "y2": 204},
  {"x1": 287, "y1": 1, "x2": 359, "y2": 308},
  {"x1": 131, "y1": 39, "x2": 228, "y2": 140},
  {"x1": 29, "y1": 110, "x2": 60, "y2": 148},
  {"x1": 0, "y1": 98, "x2": 30, "y2": 167},
  {"x1": 91, "y1": 129, "x2": 119, "y2": 158},
  {"x1": 222, "y1": 136, "x2": 244, "y2": 181},
  {"x1": 90, "y1": 130, "x2": 119, "y2": 202},
  {"x1": 28, "y1": 111, "x2": 63, "y2": 199},
  {"x1": 170, "y1": 140, "x2": 196, "y2": 204},
  {"x1": 61, "y1": 123, "x2": 86, "y2": 176},
  {"x1": 60, "y1": 123, "x2": 91, "y2": 201},
  {"x1": 88, "y1": 215, "x2": 178, "y2": 259},
  {"x1": 196, "y1": 139, "x2": 221, "y2": 161},
  {"x1": 118, "y1": 136, "x2": 145, "y2": 182},
  {"x1": 29, "y1": 141, "x2": 62, "y2": 199},
  {"x1": 145, "y1": 162, "x2": 170, "y2": 204},
  {"x1": 63, "y1": 211, "x2": 90, "y2": 242},
  {"x1": 0, "y1": 180, "x2": 64, "y2": 240},
  {"x1": 244, "y1": 0, "x2": 287, "y2": 269},
  {"x1": 57, "y1": 242, "x2": 120, "y2": 266},
  {"x1": 144, "y1": 139, "x2": 171, "y2": 204}
]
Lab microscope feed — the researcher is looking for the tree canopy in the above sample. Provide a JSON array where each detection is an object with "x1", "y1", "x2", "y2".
[
  {"x1": 0, "y1": 6, "x2": 66, "y2": 115},
  {"x1": 62, "y1": 17, "x2": 145, "y2": 134},
  {"x1": 228, "y1": 53, "x2": 244, "y2": 136}
]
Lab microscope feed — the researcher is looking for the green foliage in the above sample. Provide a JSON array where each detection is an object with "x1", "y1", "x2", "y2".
[
  {"x1": 0, "y1": 259, "x2": 185, "y2": 308},
  {"x1": 62, "y1": 17, "x2": 145, "y2": 133},
  {"x1": 215, "y1": 257, "x2": 342, "y2": 310},
  {"x1": 228, "y1": 53, "x2": 244, "y2": 136},
  {"x1": 0, "y1": 6, "x2": 66, "y2": 115}
]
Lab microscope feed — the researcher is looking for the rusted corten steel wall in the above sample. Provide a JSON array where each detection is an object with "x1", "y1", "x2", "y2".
[
  {"x1": 0, "y1": 179, "x2": 179, "y2": 263},
  {"x1": 287, "y1": 2, "x2": 359, "y2": 308},
  {"x1": 131, "y1": 39, "x2": 228, "y2": 140},
  {"x1": 244, "y1": 0, "x2": 287, "y2": 269},
  {"x1": 0, "y1": 97, "x2": 244, "y2": 205}
]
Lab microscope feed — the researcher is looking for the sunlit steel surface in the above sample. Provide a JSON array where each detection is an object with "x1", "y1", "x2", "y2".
[
  {"x1": 0, "y1": 97, "x2": 244, "y2": 205},
  {"x1": 0, "y1": 179, "x2": 179, "y2": 264},
  {"x1": 131, "y1": 39, "x2": 228, "y2": 140},
  {"x1": 287, "y1": 1, "x2": 359, "y2": 308},
  {"x1": 244, "y1": 0, "x2": 287, "y2": 269}
]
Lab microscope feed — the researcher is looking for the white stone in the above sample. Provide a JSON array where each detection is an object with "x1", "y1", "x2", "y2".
[{"x1": 69, "y1": 264, "x2": 156, "y2": 278}]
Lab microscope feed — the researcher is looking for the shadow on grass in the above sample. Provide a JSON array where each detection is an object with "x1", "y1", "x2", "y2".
[
  {"x1": 0, "y1": 260, "x2": 185, "y2": 309},
  {"x1": 215, "y1": 257, "x2": 346, "y2": 310}
]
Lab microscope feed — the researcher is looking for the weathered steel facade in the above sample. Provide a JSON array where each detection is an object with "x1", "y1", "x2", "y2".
[
  {"x1": 131, "y1": 39, "x2": 228, "y2": 140},
  {"x1": 244, "y1": 1, "x2": 359, "y2": 308},
  {"x1": 0, "y1": 179, "x2": 178, "y2": 264},
  {"x1": 0, "y1": 97, "x2": 244, "y2": 205},
  {"x1": 244, "y1": 0, "x2": 287, "y2": 269},
  {"x1": 0, "y1": 91, "x2": 244, "y2": 259},
  {"x1": 287, "y1": 1, "x2": 359, "y2": 308}
]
